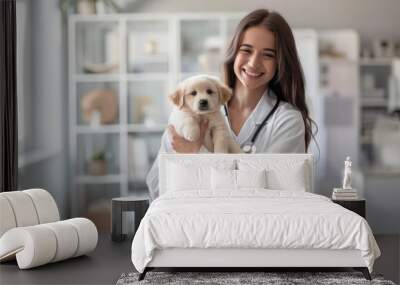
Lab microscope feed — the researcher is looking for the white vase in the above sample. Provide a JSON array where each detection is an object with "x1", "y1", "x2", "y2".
[{"x1": 77, "y1": 0, "x2": 96, "y2": 15}]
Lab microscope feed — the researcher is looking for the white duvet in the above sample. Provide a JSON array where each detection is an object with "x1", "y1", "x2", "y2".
[{"x1": 131, "y1": 190, "x2": 380, "y2": 273}]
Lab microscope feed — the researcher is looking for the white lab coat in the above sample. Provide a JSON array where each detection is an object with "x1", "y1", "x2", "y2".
[{"x1": 145, "y1": 89, "x2": 305, "y2": 200}]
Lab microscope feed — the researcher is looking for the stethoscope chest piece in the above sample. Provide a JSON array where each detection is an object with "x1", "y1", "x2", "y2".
[
  {"x1": 242, "y1": 143, "x2": 256, "y2": 154},
  {"x1": 225, "y1": 92, "x2": 281, "y2": 155}
]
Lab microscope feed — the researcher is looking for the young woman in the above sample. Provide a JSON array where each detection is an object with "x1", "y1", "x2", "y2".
[{"x1": 146, "y1": 9, "x2": 317, "y2": 200}]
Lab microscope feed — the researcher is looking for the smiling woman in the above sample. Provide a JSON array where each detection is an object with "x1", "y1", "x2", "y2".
[
  {"x1": 146, "y1": 9, "x2": 318, "y2": 201},
  {"x1": 223, "y1": 9, "x2": 317, "y2": 153}
]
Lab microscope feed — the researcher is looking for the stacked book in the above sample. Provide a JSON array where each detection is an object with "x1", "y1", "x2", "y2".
[{"x1": 332, "y1": 188, "x2": 358, "y2": 200}]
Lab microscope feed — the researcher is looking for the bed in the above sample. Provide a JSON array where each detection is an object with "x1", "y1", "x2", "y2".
[{"x1": 131, "y1": 154, "x2": 380, "y2": 280}]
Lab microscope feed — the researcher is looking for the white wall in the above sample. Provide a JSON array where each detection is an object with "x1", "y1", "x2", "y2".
[
  {"x1": 17, "y1": 0, "x2": 69, "y2": 218},
  {"x1": 129, "y1": 0, "x2": 400, "y2": 42}
]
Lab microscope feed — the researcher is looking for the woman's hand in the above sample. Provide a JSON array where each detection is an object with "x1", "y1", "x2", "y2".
[{"x1": 168, "y1": 119, "x2": 209, "y2": 153}]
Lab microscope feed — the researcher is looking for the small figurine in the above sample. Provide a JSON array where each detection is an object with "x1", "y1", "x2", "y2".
[{"x1": 342, "y1": 156, "x2": 352, "y2": 190}]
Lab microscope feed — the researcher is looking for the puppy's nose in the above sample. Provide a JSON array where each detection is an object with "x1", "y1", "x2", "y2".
[{"x1": 199, "y1": 99, "x2": 209, "y2": 109}]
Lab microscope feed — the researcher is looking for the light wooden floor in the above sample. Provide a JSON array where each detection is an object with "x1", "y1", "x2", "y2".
[{"x1": 0, "y1": 234, "x2": 398, "y2": 285}]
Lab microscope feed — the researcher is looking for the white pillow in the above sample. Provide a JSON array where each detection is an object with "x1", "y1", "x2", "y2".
[
  {"x1": 267, "y1": 161, "x2": 306, "y2": 191},
  {"x1": 238, "y1": 159, "x2": 308, "y2": 191},
  {"x1": 211, "y1": 168, "x2": 267, "y2": 190},
  {"x1": 236, "y1": 169, "x2": 267, "y2": 189},
  {"x1": 211, "y1": 168, "x2": 236, "y2": 190},
  {"x1": 166, "y1": 160, "x2": 235, "y2": 192}
]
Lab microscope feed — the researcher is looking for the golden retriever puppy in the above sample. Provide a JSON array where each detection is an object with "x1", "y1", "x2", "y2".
[{"x1": 168, "y1": 74, "x2": 241, "y2": 153}]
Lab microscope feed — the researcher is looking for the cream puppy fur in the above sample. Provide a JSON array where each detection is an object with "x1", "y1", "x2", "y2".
[{"x1": 169, "y1": 75, "x2": 242, "y2": 153}]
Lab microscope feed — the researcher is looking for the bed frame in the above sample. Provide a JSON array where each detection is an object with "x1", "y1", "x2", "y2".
[
  {"x1": 139, "y1": 248, "x2": 371, "y2": 280},
  {"x1": 138, "y1": 154, "x2": 372, "y2": 281}
]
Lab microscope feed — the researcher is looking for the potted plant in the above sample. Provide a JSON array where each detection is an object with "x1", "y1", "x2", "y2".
[
  {"x1": 87, "y1": 150, "x2": 107, "y2": 175},
  {"x1": 60, "y1": 0, "x2": 118, "y2": 16}
]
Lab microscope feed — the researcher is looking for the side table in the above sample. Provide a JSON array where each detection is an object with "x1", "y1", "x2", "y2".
[
  {"x1": 332, "y1": 199, "x2": 366, "y2": 218},
  {"x1": 111, "y1": 195, "x2": 149, "y2": 242}
]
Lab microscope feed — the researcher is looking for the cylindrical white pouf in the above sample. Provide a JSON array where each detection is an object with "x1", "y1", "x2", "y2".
[
  {"x1": 0, "y1": 192, "x2": 39, "y2": 227},
  {"x1": 0, "y1": 196, "x2": 17, "y2": 237},
  {"x1": 67, "y1": 218, "x2": 98, "y2": 257},
  {"x1": 23, "y1": 189, "x2": 60, "y2": 223},
  {"x1": 42, "y1": 221, "x2": 79, "y2": 262}
]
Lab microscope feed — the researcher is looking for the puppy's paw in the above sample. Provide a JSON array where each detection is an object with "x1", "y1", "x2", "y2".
[
  {"x1": 182, "y1": 126, "x2": 200, "y2": 142},
  {"x1": 213, "y1": 146, "x2": 230, "y2": 153}
]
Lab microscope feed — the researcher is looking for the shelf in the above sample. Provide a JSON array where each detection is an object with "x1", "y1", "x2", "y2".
[
  {"x1": 76, "y1": 174, "x2": 123, "y2": 184},
  {"x1": 74, "y1": 73, "x2": 170, "y2": 81},
  {"x1": 76, "y1": 125, "x2": 121, "y2": 133},
  {"x1": 130, "y1": 54, "x2": 169, "y2": 64},
  {"x1": 319, "y1": 57, "x2": 358, "y2": 65},
  {"x1": 359, "y1": 58, "x2": 395, "y2": 66},
  {"x1": 75, "y1": 74, "x2": 120, "y2": 82},
  {"x1": 126, "y1": 73, "x2": 169, "y2": 81},
  {"x1": 179, "y1": 72, "x2": 220, "y2": 81},
  {"x1": 127, "y1": 124, "x2": 166, "y2": 133},
  {"x1": 361, "y1": 99, "x2": 387, "y2": 108}
]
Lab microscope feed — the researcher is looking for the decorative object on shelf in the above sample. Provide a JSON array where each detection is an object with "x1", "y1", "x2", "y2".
[
  {"x1": 131, "y1": 95, "x2": 153, "y2": 124},
  {"x1": 372, "y1": 116, "x2": 400, "y2": 168},
  {"x1": 60, "y1": 0, "x2": 118, "y2": 16},
  {"x1": 332, "y1": 156, "x2": 358, "y2": 200},
  {"x1": 372, "y1": 38, "x2": 395, "y2": 58},
  {"x1": 87, "y1": 150, "x2": 107, "y2": 175},
  {"x1": 82, "y1": 62, "x2": 118, "y2": 74},
  {"x1": 128, "y1": 137, "x2": 149, "y2": 181},
  {"x1": 144, "y1": 39, "x2": 158, "y2": 55},
  {"x1": 319, "y1": 43, "x2": 345, "y2": 59},
  {"x1": 343, "y1": 156, "x2": 352, "y2": 190},
  {"x1": 142, "y1": 105, "x2": 159, "y2": 126},
  {"x1": 127, "y1": 31, "x2": 169, "y2": 73},
  {"x1": 197, "y1": 36, "x2": 223, "y2": 72},
  {"x1": 81, "y1": 89, "x2": 118, "y2": 125},
  {"x1": 77, "y1": 0, "x2": 97, "y2": 14},
  {"x1": 360, "y1": 46, "x2": 373, "y2": 59}
]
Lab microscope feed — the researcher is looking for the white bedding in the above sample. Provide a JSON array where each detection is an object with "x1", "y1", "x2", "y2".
[{"x1": 131, "y1": 190, "x2": 380, "y2": 273}]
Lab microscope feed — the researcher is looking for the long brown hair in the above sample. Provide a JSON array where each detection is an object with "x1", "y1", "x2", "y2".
[{"x1": 223, "y1": 9, "x2": 317, "y2": 151}]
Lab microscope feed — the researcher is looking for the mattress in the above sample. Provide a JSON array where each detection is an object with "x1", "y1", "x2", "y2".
[{"x1": 131, "y1": 189, "x2": 380, "y2": 273}]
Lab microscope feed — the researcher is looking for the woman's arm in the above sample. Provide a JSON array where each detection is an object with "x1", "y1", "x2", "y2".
[{"x1": 168, "y1": 119, "x2": 209, "y2": 153}]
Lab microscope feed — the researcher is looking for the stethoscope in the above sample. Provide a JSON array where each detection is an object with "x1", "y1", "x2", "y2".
[{"x1": 224, "y1": 97, "x2": 281, "y2": 154}]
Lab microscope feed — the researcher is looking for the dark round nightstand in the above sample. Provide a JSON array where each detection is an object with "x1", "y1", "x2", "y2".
[
  {"x1": 332, "y1": 199, "x2": 366, "y2": 218},
  {"x1": 111, "y1": 194, "x2": 149, "y2": 242}
]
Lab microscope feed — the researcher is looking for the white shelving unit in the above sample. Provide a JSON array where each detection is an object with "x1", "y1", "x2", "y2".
[
  {"x1": 316, "y1": 30, "x2": 361, "y2": 194},
  {"x1": 359, "y1": 57, "x2": 400, "y2": 165},
  {"x1": 68, "y1": 13, "x2": 245, "y2": 216}
]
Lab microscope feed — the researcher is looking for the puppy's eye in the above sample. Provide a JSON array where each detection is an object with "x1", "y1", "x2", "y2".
[
  {"x1": 190, "y1": 90, "x2": 197, "y2": 96},
  {"x1": 206, "y1": 89, "x2": 213, "y2": 95}
]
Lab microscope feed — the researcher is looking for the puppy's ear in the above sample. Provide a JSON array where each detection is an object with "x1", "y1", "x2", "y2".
[
  {"x1": 218, "y1": 84, "x2": 233, "y2": 104},
  {"x1": 169, "y1": 88, "x2": 185, "y2": 109}
]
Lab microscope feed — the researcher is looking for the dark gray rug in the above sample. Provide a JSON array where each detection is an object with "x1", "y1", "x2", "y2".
[{"x1": 116, "y1": 271, "x2": 396, "y2": 285}]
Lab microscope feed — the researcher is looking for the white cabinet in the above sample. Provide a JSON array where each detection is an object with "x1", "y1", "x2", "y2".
[
  {"x1": 317, "y1": 30, "x2": 360, "y2": 195},
  {"x1": 359, "y1": 58, "x2": 400, "y2": 166}
]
